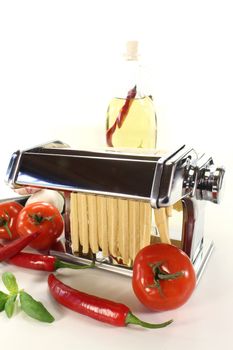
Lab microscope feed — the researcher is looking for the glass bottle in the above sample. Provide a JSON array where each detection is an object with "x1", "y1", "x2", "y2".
[{"x1": 106, "y1": 41, "x2": 157, "y2": 149}]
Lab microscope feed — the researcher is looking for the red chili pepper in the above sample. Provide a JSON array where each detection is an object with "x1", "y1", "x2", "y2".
[
  {"x1": 106, "y1": 85, "x2": 137, "y2": 147},
  {"x1": 0, "y1": 232, "x2": 39, "y2": 262},
  {"x1": 48, "y1": 274, "x2": 173, "y2": 329},
  {"x1": 5, "y1": 251, "x2": 94, "y2": 271}
]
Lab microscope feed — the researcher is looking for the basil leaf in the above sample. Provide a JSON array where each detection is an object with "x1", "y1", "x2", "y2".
[
  {"x1": 19, "y1": 291, "x2": 54, "y2": 323},
  {"x1": 0, "y1": 291, "x2": 8, "y2": 312},
  {"x1": 2, "y1": 272, "x2": 18, "y2": 294},
  {"x1": 4, "y1": 294, "x2": 17, "y2": 318}
]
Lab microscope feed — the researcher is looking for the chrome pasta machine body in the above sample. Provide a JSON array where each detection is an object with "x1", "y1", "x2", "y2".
[{"x1": 5, "y1": 141, "x2": 225, "y2": 282}]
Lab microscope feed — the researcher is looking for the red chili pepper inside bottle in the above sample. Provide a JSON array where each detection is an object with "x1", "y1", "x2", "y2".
[{"x1": 106, "y1": 41, "x2": 157, "y2": 149}]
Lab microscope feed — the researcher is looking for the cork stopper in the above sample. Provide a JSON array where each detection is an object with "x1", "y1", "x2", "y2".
[{"x1": 124, "y1": 41, "x2": 139, "y2": 61}]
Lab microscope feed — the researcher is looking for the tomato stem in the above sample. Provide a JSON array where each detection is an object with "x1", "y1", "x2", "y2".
[
  {"x1": 0, "y1": 217, "x2": 13, "y2": 238},
  {"x1": 29, "y1": 214, "x2": 54, "y2": 225},
  {"x1": 147, "y1": 261, "x2": 184, "y2": 295},
  {"x1": 3, "y1": 223, "x2": 13, "y2": 239},
  {"x1": 157, "y1": 271, "x2": 184, "y2": 280}
]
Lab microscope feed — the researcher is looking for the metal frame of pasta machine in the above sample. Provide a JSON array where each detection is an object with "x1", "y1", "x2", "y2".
[{"x1": 5, "y1": 141, "x2": 225, "y2": 282}]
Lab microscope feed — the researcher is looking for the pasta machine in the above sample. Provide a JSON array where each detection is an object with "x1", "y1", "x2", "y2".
[{"x1": 5, "y1": 141, "x2": 225, "y2": 282}]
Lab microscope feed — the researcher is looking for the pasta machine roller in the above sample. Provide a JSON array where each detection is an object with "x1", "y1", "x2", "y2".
[{"x1": 5, "y1": 141, "x2": 225, "y2": 281}]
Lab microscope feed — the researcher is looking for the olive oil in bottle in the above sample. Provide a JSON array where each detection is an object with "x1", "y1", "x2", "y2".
[{"x1": 106, "y1": 41, "x2": 157, "y2": 149}]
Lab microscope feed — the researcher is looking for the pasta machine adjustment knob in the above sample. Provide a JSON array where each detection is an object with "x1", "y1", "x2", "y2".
[{"x1": 195, "y1": 166, "x2": 225, "y2": 204}]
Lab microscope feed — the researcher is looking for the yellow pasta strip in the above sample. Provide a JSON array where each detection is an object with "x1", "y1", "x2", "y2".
[
  {"x1": 87, "y1": 194, "x2": 99, "y2": 253},
  {"x1": 166, "y1": 205, "x2": 173, "y2": 217},
  {"x1": 70, "y1": 193, "x2": 79, "y2": 253},
  {"x1": 142, "y1": 203, "x2": 152, "y2": 247},
  {"x1": 139, "y1": 202, "x2": 145, "y2": 249},
  {"x1": 107, "y1": 197, "x2": 118, "y2": 257},
  {"x1": 69, "y1": 194, "x2": 74, "y2": 249},
  {"x1": 97, "y1": 196, "x2": 109, "y2": 257},
  {"x1": 77, "y1": 193, "x2": 89, "y2": 254},
  {"x1": 154, "y1": 208, "x2": 171, "y2": 244},
  {"x1": 118, "y1": 198, "x2": 129, "y2": 264},
  {"x1": 129, "y1": 200, "x2": 140, "y2": 261},
  {"x1": 173, "y1": 200, "x2": 183, "y2": 212}
]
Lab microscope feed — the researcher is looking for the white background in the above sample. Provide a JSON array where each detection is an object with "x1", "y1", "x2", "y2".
[
  {"x1": 0, "y1": 1, "x2": 233, "y2": 349},
  {"x1": 0, "y1": 0, "x2": 233, "y2": 193}
]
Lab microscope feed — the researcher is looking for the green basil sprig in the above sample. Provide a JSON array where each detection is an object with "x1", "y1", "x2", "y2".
[
  {"x1": 4, "y1": 294, "x2": 17, "y2": 318},
  {"x1": 0, "y1": 272, "x2": 54, "y2": 323},
  {"x1": 20, "y1": 291, "x2": 54, "y2": 323},
  {"x1": 0, "y1": 291, "x2": 8, "y2": 312},
  {"x1": 2, "y1": 272, "x2": 18, "y2": 294}
]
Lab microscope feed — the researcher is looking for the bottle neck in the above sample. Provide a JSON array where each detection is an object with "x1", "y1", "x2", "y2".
[{"x1": 113, "y1": 59, "x2": 145, "y2": 99}]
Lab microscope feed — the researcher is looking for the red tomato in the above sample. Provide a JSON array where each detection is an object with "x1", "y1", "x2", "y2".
[
  {"x1": 16, "y1": 202, "x2": 64, "y2": 250},
  {"x1": 0, "y1": 201, "x2": 23, "y2": 240},
  {"x1": 39, "y1": 239, "x2": 66, "y2": 255},
  {"x1": 132, "y1": 243, "x2": 196, "y2": 311}
]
